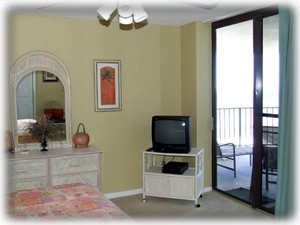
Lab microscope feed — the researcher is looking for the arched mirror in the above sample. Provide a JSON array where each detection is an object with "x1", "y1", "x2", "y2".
[{"x1": 10, "y1": 52, "x2": 72, "y2": 149}]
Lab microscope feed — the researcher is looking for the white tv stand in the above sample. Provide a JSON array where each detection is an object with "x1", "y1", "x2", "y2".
[{"x1": 142, "y1": 148, "x2": 204, "y2": 207}]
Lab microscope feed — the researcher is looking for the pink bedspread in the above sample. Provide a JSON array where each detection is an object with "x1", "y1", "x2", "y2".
[{"x1": 8, "y1": 183, "x2": 130, "y2": 220}]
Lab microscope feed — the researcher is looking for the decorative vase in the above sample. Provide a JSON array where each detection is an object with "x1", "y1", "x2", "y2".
[
  {"x1": 40, "y1": 137, "x2": 48, "y2": 152},
  {"x1": 73, "y1": 123, "x2": 90, "y2": 148}
]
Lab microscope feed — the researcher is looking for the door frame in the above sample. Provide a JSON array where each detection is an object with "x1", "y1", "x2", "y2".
[
  {"x1": 16, "y1": 71, "x2": 36, "y2": 119},
  {"x1": 211, "y1": 6, "x2": 278, "y2": 209}
]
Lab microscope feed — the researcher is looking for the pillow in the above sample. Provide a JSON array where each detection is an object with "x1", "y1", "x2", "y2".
[{"x1": 52, "y1": 108, "x2": 64, "y2": 119}]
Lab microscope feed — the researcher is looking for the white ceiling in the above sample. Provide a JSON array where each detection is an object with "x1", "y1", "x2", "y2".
[{"x1": 9, "y1": 0, "x2": 277, "y2": 26}]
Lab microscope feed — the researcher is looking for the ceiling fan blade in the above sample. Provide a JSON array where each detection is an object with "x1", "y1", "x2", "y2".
[
  {"x1": 36, "y1": 0, "x2": 70, "y2": 10},
  {"x1": 97, "y1": 0, "x2": 118, "y2": 21},
  {"x1": 177, "y1": 0, "x2": 219, "y2": 10}
]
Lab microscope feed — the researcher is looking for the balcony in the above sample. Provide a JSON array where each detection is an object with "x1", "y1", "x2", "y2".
[
  {"x1": 216, "y1": 107, "x2": 278, "y2": 211},
  {"x1": 217, "y1": 107, "x2": 279, "y2": 146}
]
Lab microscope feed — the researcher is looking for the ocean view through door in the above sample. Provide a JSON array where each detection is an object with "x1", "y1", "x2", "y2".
[
  {"x1": 215, "y1": 20, "x2": 254, "y2": 201},
  {"x1": 212, "y1": 8, "x2": 279, "y2": 213}
]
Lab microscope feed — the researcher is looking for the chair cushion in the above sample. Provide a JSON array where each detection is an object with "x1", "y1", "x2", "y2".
[
  {"x1": 44, "y1": 108, "x2": 52, "y2": 118},
  {"x1": 52, "y1": 108, "x2": 64, "y2": 119},
  {"x1": 44, "y1": 108, "x2": 64, "y2": 119}
]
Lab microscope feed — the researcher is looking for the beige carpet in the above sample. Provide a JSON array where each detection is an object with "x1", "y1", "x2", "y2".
[{"x1": 111, "y1": 191, "x2": 273, "y2": 221}]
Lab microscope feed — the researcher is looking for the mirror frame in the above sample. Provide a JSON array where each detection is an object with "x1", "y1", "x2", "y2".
[{"x1": 10, "y1": 51, "x2": 72, "y2": 149}]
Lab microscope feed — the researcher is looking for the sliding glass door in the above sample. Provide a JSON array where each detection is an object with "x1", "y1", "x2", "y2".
[
  {"x1": 214, "y1": 20, "x2": 254, "y2": 200},
  {"x1": 212, "y1": 8, "x2": 278, "y2": 213}
]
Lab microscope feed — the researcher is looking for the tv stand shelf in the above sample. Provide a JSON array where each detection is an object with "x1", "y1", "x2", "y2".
[{"x1": 142, "y1": 148, "x2": 204, "y2": 207}]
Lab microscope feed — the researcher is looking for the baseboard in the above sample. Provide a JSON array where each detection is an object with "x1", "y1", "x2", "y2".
[
  {"x1": 105, "y1": 187, "x2": 213, "y2": 200},
  {"x1": 204, "y1": 187, "x2": 212, "y2": 192},
  {"x1": 105, "y1": 188, "x2": 143, "y2": 199}
]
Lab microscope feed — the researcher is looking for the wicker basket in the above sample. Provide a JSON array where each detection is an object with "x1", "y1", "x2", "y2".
[{"x1": 73, "y1": 123, "x2": 90, "y2": 148}]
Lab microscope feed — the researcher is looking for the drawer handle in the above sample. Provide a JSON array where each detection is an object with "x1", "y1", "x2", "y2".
[
  {"x1": 15, "y1": 169, "x2": 26, "y2": 173},
  {"x1": 70, "y1": 163, "x2": 81, "y2": 168}
]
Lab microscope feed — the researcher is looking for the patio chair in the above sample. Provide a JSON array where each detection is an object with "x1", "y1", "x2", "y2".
[
  {"x1": 217, "y1": 143, "x2": 237, "y2": 177},
  {"x1": 217, "y1": 142, "x2": 253, "y2": 178},
  {"x1": 262, "y1": 145, "x2": 277, "y2": 190}
]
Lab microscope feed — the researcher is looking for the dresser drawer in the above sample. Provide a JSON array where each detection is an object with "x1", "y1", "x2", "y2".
[
  {"x1": 8, "y1": 159, "x2": 48, "y2": 180},
  {"x1": 50, "y1": 154, "x2": 99, "y2": 175},
  {"x1": 51, "y1": 171, "x2": 99, "y2": 187},
  {"x1": 9, "y1": 178, "x2": 48, "y2": 193}
]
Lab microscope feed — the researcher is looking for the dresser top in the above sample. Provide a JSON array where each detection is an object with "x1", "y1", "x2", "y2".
[{"x1": 6, "y1": 145, "x2": 102, "y2": 161}]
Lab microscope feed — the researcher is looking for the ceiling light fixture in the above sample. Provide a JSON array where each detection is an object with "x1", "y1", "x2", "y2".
[
  {"x1": 96, "y1": 1, "x2": 117, "y2": 21},
  {"x1": 97, "y1": 0, "x2": 148, "y2": 25},
  {"x1": 118, "y1": 3, "x2": 134, "y2": 24},
  {"x1": 132, "y1": 1, "x2": 148, "y2": 23}
]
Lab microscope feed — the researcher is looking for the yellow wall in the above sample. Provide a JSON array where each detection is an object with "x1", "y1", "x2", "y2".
[
  {"x1": 181, "y1": 23, "x2": 197, "y2": 146},
  {"x1": 196, "y1": 22, "x2": 212, "y2": 187},
  {"x1": 35, "y1": 71, "x2": 65, "y2": 117},
  {"x1": 8, "y1": 13, "x2": 211, "y2": 193},
  {"x1": 181, "y1": 22, "x2": 212, "y2": 187},
  {"x1": 8, "y1": 14, "x2": 181, "y2": 193}
]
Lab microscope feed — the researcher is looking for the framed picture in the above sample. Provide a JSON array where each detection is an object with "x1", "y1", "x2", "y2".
[
  {"x1": 94, "y1": 60, "x2": 121, "y2": 111},
  {"x1": 43, "y1": 71, "x2": 58, "y2": 82}
]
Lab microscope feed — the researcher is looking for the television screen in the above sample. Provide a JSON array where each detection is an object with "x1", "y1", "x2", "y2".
[
  {"x1": 152, "y1": 116, "x2": 191, "y2": 153},
  {"x1": 155, "y1": 120, "x2": 186, "y2": 144}
]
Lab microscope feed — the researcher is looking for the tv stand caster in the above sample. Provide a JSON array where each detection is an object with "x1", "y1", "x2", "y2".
[
  {"x1": 195, "y1": 204, "x2": 201, "y2": 208},
  {"x1": 142, "y1": 199, "x2": 146, "y2": 203}
]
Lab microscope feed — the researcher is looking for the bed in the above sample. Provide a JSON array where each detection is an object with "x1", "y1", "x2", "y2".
[
  {"x1": 17, "y1": 119, "x2": 37, "y2": 143},
  {"x1": 8, "y1": 183, "x2": 130, "y2": 220},
  {"x1": 17, "y1": 119, "x2": 37, "y2": 134}
]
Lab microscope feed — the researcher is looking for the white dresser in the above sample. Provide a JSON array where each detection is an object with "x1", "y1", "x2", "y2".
[{"x1": 6, "y1": 146, "x2": 102, "y2": 193}]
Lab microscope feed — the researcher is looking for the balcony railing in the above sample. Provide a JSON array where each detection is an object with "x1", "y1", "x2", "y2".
[{"x1": 216, "y1": 107, "x2": 278, "y2": 146}]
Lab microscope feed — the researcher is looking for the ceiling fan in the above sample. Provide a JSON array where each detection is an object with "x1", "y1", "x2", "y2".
[
  {"x1": 97, "y1": 0, "x2": 148, "y2": 25},
  {"x1": 96, "y1": 0, "x2": 218, "y2": 25},
  {"x1": 37, "y1": 0, "x2": 218, "y2": 10},
  {"x1": 36, "y1": 0, "x2": 219, "y2": 25}
]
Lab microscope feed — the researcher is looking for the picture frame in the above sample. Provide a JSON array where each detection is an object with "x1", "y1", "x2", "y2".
[
  {"x1": 43, "y1": 71, "x2": 58, "y2": 82},
  {"x1": 94, "y1": 60, "x2": 121, "y2": 111}
]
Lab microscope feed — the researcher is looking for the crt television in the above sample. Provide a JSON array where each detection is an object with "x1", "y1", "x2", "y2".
[{"x1": 151, "y1": 115, "x2": 191, "y2": 154}]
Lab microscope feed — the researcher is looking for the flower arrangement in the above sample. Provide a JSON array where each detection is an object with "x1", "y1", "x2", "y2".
[{"x1": 21, "y1": 114, "x2": 61, "y2": 151}]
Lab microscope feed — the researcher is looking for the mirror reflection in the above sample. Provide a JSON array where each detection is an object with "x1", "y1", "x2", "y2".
[{"x1": 16, "y1": 71, "x2": 66, "y2": 143}]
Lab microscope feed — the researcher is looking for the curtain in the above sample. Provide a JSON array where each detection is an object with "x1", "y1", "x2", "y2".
[{"x1": 275, "y1": 7, "x2": 295, "y2": 217}]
